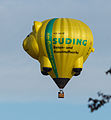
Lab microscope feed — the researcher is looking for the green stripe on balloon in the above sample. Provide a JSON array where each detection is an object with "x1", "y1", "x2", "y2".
[{"x1": 45, "y1": 18, "x2": 58, "y2": 78}]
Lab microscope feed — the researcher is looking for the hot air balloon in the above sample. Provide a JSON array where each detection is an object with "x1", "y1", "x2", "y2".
[{"x1": 23, "y1": 18, "x2": 94, "y2": 98}]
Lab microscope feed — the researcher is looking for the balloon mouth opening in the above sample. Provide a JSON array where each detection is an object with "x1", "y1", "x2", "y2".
[{"x1": 53, "y1": 78, "x2": 70, "y2": 89}]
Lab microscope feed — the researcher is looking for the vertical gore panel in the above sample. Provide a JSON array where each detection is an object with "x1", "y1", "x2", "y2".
[{"x1": 45, "y1": 18, "x2": 58, "y2": 78}]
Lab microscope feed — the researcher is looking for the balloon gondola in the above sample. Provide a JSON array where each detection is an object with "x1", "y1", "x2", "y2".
[
  {"x1": 58, "y1": 89, "x2": 64, "y2": 98},
  {"x1": 23, "y1": 18, "x2": 94, "y2": 98}
]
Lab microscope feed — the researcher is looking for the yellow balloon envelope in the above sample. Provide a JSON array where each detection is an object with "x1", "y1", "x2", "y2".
[{"x1": 23, "y1": 18, "x2": 94, "y2": 91}]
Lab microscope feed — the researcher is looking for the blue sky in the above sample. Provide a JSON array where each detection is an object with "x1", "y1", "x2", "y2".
[{"x1": 0, "y1": 0, "x2": 111, "y2": 119}]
